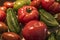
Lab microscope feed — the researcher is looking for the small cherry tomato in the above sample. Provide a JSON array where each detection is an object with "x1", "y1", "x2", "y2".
[{"x1": 4, "y1": 1, "x2": 14, "y2": 8}]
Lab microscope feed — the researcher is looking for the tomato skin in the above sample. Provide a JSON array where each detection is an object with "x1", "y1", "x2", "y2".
[
  {"x1": 30, "y1": 0, "x2": 41, "y2": 8},
  {"x1": 41, "y1": 0, "x2": 60, "y2": 14},
  {"x1": 22, "y1": 20, "x2": 47, "y2": 40},
  {"x1": 3, "y1": 1, "x2": 14, "y2": 8},
  {"x1": 0, "y1": 10, "x2": 6, "y2": 21},
  {"x1": 18, "y1": 6, "x2": 39, "y2": 24},
  {"x1": 0, "y1": 22, "x2": 8, "y2": 34},
  {"x1": 1, "y1": 32, "x2": 21, "y2": 40},
  {"x1": 48, "y1": 2, "x2": 60, "y2": 13},
  {"x1": 0, "y1": 6, "x2": 7, "y2": 11},
  {"x1": 41, "y1": 0, "x2": 55, "y2": 10}
]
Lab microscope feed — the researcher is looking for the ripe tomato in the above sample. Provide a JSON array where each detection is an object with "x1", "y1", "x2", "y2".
[
  {"x1": 30, "y1": 0, "x2": 41, "y2": 8},
  {"x1": 3, "y1": 1, "x2": 14, "y2": 8},
  {"x1": 18, "y1": 6, "x2": 39, "y2": 24},
  {"x1": 0, "y1": 22, "x2": 8, "y2": 34},
  {"x1": 41, "y1": 0, "x2": 60, "y2": 14},
  {"x1": 22, "y1": 20, "x2": 47, "y2": 40},
  {"x1": 1, "y1": 32, "x2": 21, "y2": 40},
  {"x1": 0, "y1": 6, "x2": 7, "y2": 11},
  {"x1": 0, "y1": 10, "x2": 6, "y2": 21}
]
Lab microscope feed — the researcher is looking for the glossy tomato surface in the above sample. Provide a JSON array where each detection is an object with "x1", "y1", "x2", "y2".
[
  {"x1": 0, "y1": 6, "x2": 7, "y2": 11},
  {"x1": 1, "y1": 32, "x2": 21, "y2": 40},
  {"x1": 41, "y1": 0, "x2": 60, "y2": 14},
  {"x1": 0, "y1": 22, "x2": 8, "y2": 34},
  {"x1": 18, "y1": 6, "x2": 39, "y2": 24},
  {"x1": 22, "y1": 20, "x2": 47, "y2": 40},
  {"x1": 3, "y1": 1, "x2": 14, "y2": 8},
  {"x1": 30, "y1": 0, "x2": 41, "y2": 8},
  {"x1": 0, "y1": 10, "x2": 6, "y2": 21}
]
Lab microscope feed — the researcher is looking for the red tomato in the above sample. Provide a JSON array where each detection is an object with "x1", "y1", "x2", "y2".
[
  {"x1": 0, "y1": 22, "x2": 8, "y2": 34},
  {"x1": 18, "y1": 6, "x2": 39, "y2": 24},
  {"x1": 22, "y1": 20, "x2": 47, "y2": 40},
  {"x1": 0, "y1": 6, "x2": 7, "y2": 11},
  {"x1": 41, "y1": 0, "x2": 60, "y2": 14},
  {"x1": 3, "y1": 1, "x2": 14, "y2": 8},
  {"x1": 30, "y1": 0, "x2": 41, "y2": 8},
  {"x1": 1, "y1": 32, "x2": 21, "y2": 40},
  {"x1": 48, "y1": 2, "x2": 60, "y2": 14},
  {"x1": 0, "y1": 10, "x2": 6, "y2": 21}
]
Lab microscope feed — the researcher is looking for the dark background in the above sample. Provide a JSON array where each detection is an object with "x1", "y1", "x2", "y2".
[{"x1": 0, "y1": 0, "x2": 15, "y2": 6}]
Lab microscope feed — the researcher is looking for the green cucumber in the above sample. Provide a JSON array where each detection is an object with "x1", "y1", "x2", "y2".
[
  {"x1": 39, "y1": 9, "x2": 59, "y2": 28},
  {"x1": 48, "y1": 33, "x2": 56, "y2": 40},
  {"x1": 6, "y1": 8, "x2": 21, "y2": 34},
  {"x1": 56, "y1": 29, "x2": 60, "y2": 40}
]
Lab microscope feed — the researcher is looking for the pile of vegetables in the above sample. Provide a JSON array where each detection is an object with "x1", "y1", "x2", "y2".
[{"x1": 0, "y1": 0, "x2": 60, "y2": 40}]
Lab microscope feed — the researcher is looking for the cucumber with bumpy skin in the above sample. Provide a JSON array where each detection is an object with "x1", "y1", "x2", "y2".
[
  {"x1": 39, "y1": 9, "x2": 59, "y2": 28},
  {"x1": 6, "y1": 8, "x2": 21, "y2": 34}
]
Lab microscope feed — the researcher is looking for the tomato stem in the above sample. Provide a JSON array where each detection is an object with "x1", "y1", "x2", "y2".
[{"x1": 26, "y1": 8, "x2": 32, "y2": 13}]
